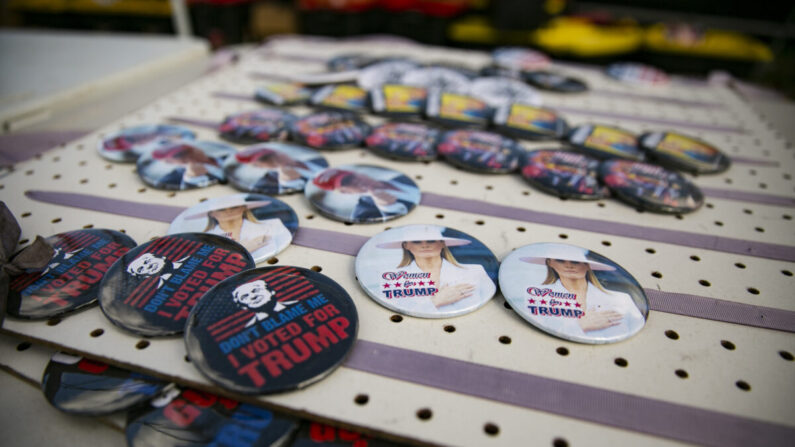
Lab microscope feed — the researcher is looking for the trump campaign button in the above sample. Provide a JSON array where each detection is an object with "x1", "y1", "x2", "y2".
[
  {"x1": 137, "y1": 140, "x2": 236, "y2": 190},
  {"x1": 184, "y1": 266, "x2": 358, "y2": 394},
  {"x1": 98, "y1": 233, "x2": 254, "y2": 337},
  {"x1": 98, "y1": 124, "x2": 195, "y2": 163},
  {"x1": 290, "y1": 111, "x2": 371, "y2": 150},
  {"x1": 500, "y1": 242, "x2": 649, "y2": 344},
  {"x1": 437, "y1": 129, "x2": 522, "y2": 173},
  {"x1": 218, "y1": 109, "x2": 297, "y2": 144},
  {"x1": 224, "y1": 143, "x2": 329, "y2": 195},
  {"x1": 355, "y1": 224, "x2": 499, "y2": 319},
  {"x1": 7, "y1": 229, "x2": 136, "y2": 320},
  {"x1": 600, "y1": 159, "x2": 704, "y2": 214},
  {"x1": 365, "y1": 122, "x2": 439, "y2": 161},
  {"x1": 639, "y1": 131, "x2": 731, "y2": 175},
  {"x1": 521, "y1": 150, "x2": 607, "y2": 200},
  {"x1": 566, "y1": 124, "x2": 644, "y2": 161}
]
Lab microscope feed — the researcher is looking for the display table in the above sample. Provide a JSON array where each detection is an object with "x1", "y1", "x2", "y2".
[{"x1": 1, "y1": 35, "x2": 793, "y2": 447}]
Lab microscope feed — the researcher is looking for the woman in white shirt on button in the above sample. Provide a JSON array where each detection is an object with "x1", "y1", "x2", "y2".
[{"x1": 376, "y1": 225, "x2": 496, "y2": 316}]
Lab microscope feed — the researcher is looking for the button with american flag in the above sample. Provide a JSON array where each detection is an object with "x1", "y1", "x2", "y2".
[
  {"x1": 98, "y1": 233, "x2": 254, "y2": 337},
  {"x1": 184, "y1": 266, "x2": 358, "y2": 394}
]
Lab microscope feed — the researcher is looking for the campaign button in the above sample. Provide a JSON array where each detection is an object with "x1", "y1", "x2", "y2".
[
  {"x1": 365, "y1": 122, "x2": 439, "y2": 161},
  {"x1": 184, "y1": 266, "x2": 358, "y2": 394},
  {"x1": 6, "y1": 229, "x2": 136, "y2": 320},
  {"x1": 218, "y1": 109, "x2": 297, "y2": 144},
  {"x1": 437, "y1": 129, "x2": 522, "y2": 173},
  {"x1": 425, "y1": 91, "x2": 492, "y2": 128},
  {"x1": 600, "y1": 159, "x2": 704, "y2": 214},
  {"x1": 500, "y1": 242, "x2": 649, "y2": 344},
  {"x1": 224, "y1": 143, "x2": 329, "y2": 195},
  {"x1": 42, "y1": 352, "x2": 166, "y2": 415},
  {"x1": 521, "y1": 150, "x2": 608, "y2": 199},
  {"x1": 126, "y1": 386, "x2": 297, "y2": 446},
  {"x1": 493, "y1": 103, "x2": 568, "y2": 140},
  {"x1": 136, "y1": 140, "x2": 236, "y2": 190},
  {"x1": 255, "y1": 82, "x2": 313, "y2": 106},
  {"x1": 168, "y1": 194, "x2": 298, "y2": 264},
  {"x1": 355, "y1": 224, "x2": 499, "y2": 319},
  {"x1": 98, "y1": 233, "x2": 255, "y2": 337},
  {"x1": 310, "y1": 85, "x2": 369, "y2": 112},
  {"x1": 639, "y1": 131, "x2": 731, "y2": 175},
  {"x1": 369, "y1": 84, "x2": 427, "y2": 118},
  {"x1": 469, "y1": 76, "x2": 541, "y2": 108},
  {"x1": 290, "y1": 111, "x2": 371, "y2": 150},
  {"x1": 98, "y1": 124, "x2": 195, "y2": 163},
  {"x1": 566, "y1": 124, "x2": 644, "y2": 161}
]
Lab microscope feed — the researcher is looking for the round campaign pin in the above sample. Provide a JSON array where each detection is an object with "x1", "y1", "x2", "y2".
[
  {"x1": 437, "y1": 129, "x2": 522, "y2": 173},
  {"x1": 224, "y1": 143, "x2": 329, "y2": 195},
  {"x1": 98, "y1": 233, "x2": 255, "y2": 337},
  {"x1": 493, "y1": 103, "x2": 568, "y2": 140},
  {"x1": 184, "y1": 266, "x2": 359, "y2": 394},
  {"x1": 606, "y1": 62, "x2": 669, "y2": 86},
  {"x1": 305, "y1": 165, "x2": 421, "y2": 224},
  {"x1": 355, "y1": 225, "x2": 498, "y2": 319},
  {"x1": 400, "y1": 66, "x2": 471, "y2": 94},
  {"x1": 521, "y1": 150, "x2": 608, "y2": 200},
  {"x1": 492, "y1": 47, "x2": 550, "y2": 71},
  {"x1": 98, "y1": 124, "x2": 196, "y2": 163},
  {"x1": 41, "y1": 352, "x2": 166, "y2": 416},
  {"x1": 6, "y1": 229, "x2": 136, "y2": 320},
  {"x1": 126, "y1": 387, "x2": 297, "y2": 446},
  {"x1": 639, "y1": 131, "x2": 731, "y2": 175},
  {"x1": 357, "y1": 60, "x2": 419, "y2": 90},
  {"x1": 136, "y1": 140, "x2": 235, "y2": 190},
  {"x1": 469, "y1": 76, "x2": 542, "y2": 108},
  {"x1": 566, "y1": 124, "x2": 643, "y2": 161},
  {"x1": 425, "y1": 90, "x2": 492, "y2": 128},
  {"x1": 290, "y1": 111, "x2": 371, "y2": 150},
  {"x1": 523, "y1": 70, "x2": 589, "y2": 93},
  {"x1": 500, "y1": 242, "x2": 649, "y2": 344},
  {"x1": 255, "y1": 82, "x2": 313, "y2": 106},
  {"x1": 309, "y1": 85, "x2": 369, "y2": 112},
  {"x1": 600, "y1": 159, "x2": 704, "y2": 214},
  {"x1": 218, "y1": 109, "x2": 297, "y2": 144},
  {"x1": 168, "y1": 194, "x2": 298, "y2": 264},
  {"x1": 369, "y1": 84, "x2": 427, "y2": 118},
  {"x1": 365, "y1": 122, "x2": 439, "y2": 161}
]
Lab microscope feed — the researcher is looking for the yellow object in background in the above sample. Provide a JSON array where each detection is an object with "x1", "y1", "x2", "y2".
[
  {"x1": 532, "y1": 17, "x2": 643, "y2": 57},
  {"x1": 645, "y1": 23, "x2": 773, "y2": 62}
]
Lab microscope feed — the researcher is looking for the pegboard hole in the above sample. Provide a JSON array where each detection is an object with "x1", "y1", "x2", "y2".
[
  {"x1": 503, "y1": 301, "x2": 511, "y2": 309},
  {"x1": 484, "y1": 423, "x2": 499, "y2": 436},
  {"x1": 354, "y1": 394, "x2": 369, "y2": 405},
  {"x1": 558, "y1": 234, "x2": 568, "y2": 239},
  {"x1": 651, "y1": 271, "x2": 663, "y2": 279},
  {"x1": 614, "y1": 357, "x2": 628, "y2": 367},
  {"x1": 721, "y1": 340, "x2": 736, "y2": 350},
  {"x1": 597, "y1": 202, "x2": 605, "y2": 208},
  {"x1": 416, "y1": 408, "x2": 432, "y2": 420},
  {"x1": 25, "y1": 170, "x2": 34, "y2": 175},
  {"x1": 475, "y1": 220, "x2": 485, "y2": 225},
  {"x1": 735, "y1": 380, "x2": 751, "y2": 391},
  {"x1": 714, "y1": 221, "x2": 724, "y2": 227},
  {"x1": 754, "y1": 227, "x2": 765, "y2": 233},
  {"x1": 499, "y1": 336, "x2": 511, "y2": 345},
  {"x1": 783, "y1": 214, "x2": 792, "y2": 221},
  {"x1": 746, "y1": 287, "x2": 760, "y2": 295},
  {"x1": 645, "y1": 248, "x2": 656, "y2": 254},
  {"x1": 743, "y1": 209, "x2": 753, "y2": 215},
  {"x1": 137, "y1": 188, "x2": 146, "y2": 193},
  {"x1": 665, "y1": 330, "x2": 679, "y2": 340},
  {"x1": 601, "y1": 241, "x2": 611, "y2": 247},
  {"x1": 306, "y1": 214, "x2": 315, "y2": 220},
  {"x1": 517, "y1": 227, "x2": 526, "y2": 232},
  {"x1": 390, "y1": 315, "x2": 403, "y2": 323},
  {"x1": 556, "y1": 347, "x2": 569, "y2": 356},
  {"x1": 522, "y1": 191, "x2": 530, "y2": 196},
  {"x1": 675, "y1": 369, "x2": 689, "y2": 379},
  {"x1": 782, "y1": 270, "x2": 793, "y2": 277},
  {"x1": 485, "y1": 185, "x2": 493, "y2": 190},
  {"x1": 450, "y1": 180, "x2": 458, "y2": 185},
  {"x1": 267, "y1": 257, "x2": 278, "y2": 265},
  {"x1": 184, "y1": 355, "x2": 191, "y2": 362},
  {"x1": 51, "y1": 218, "x2": 62, "y2": 223},
  {"x1": 167, "y1": 192, "x2": 177, "y2": 197},
  {"x1": 90, "y1": 329, "x2": 104, "y2": 338},
  {"x1": 758, "y1": 183, "x2": 767, "y2": 189},
  {"x1": 415, "y1": 175, "x2": 423, "y2": 180},
  {"x1": 16, "y1": 342, "x2": 31, "y2": 351},
  {"x1": 706, "y1": 203, "x2": 714, "y2": 209},
  {"x1": 136, "y1": 340, "x2": 150, "y2": 350},
  {"x1": 19, "y1": 238, "x2": 29, "y2": 245},
  {"x1": 675, "y1": 214, "x2": 683, "y2": 220},
  {"x1": 699, "y1": 279, "x2": 711, "y2": 287},
  {"x1": 690, "y1": 255, "x2": 700, "y2": 261},
  {"x1": 21, "y1": 212, "x2": 31, "y2": 218},
  {"x1": 52, "y1": 174, "x2": 61, "y2": 180},
  {"x1": 83, "y1": 224, "x2": 94, "y2": 229},
  {"x1": 778, "y1": 351, "x2": 794, "y2": 361},
  {"x1": 552, "y1": 438, "x2": 569, "y2": 447},
  {"x1": 344, "y1": 222, "x2": 353, "y2": 226},
  {"x1": 435, "y1": 214, "x2": 444, "y2": 219},
  {"x1": 735, "y1": 263, "x2": 746, "y2": 269},
  {"x1": 80, "y1": 178, "x2": 88, "y2": 184},
  {"x1": 444, "y1": 325, "x2": 456, "y2": 333},
  {"x1": 46, "y1": 317, "x2": 62, "y2": 326},
  {"x1": 310, "y1": 266, "x2": 322, "y2": 272}
]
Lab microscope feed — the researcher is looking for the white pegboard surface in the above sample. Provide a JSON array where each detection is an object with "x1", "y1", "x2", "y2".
[{"x1": 2, "y1": 36, "x2": 794, "y2": 447}]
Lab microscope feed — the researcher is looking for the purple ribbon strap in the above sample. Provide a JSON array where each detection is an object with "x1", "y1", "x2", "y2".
[{"x1": 23, "y1": 190, "x2": 795, "y2": 332}]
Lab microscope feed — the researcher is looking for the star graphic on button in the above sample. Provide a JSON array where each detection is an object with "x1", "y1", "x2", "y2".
[
  {"x1": 418, "y1": 281, "x2": 425, "y2": 286},
  {"x1": 394, "y1": 282, "x2": 401, "y2": 288},
  {"x1": 564, "y1": 301, "x2": 571, "y2": 307},
  {"x1": 383, "y1": 283, "x2": 390, "y2": 288},
  {"x1": 575, "y1": 302, "x2": 581, "y2": 308},
  {"x1": 428, "y1": 280, "x2": 435, "y2": 285},
  {"x1": 529, "y1": 298, "x2": 536, "y2": 304},
  {"x1": 540, "y1": 300, "x2": 547, "y2": 305}
]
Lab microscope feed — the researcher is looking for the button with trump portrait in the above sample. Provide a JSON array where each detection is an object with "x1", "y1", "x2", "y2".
[
  {"x1": 355, "y1": 224, "x2": 499, "y2": 318},
  {"x1": 98, "y1": 124, "x2": 195, "y2": 163},
  {"x1": 136, "y1": 140, "x2": 236, "y2": 190},
  {"x1": 223, "y1": 143, "x2": 329, "y2": 195},
  {"x1": 98, "y1": 233, "x2": 255, "y2": 337},
  {"x1": 184, "y1": 266, "x2": 358, "y2": 394},
  {"x1": 305, "y1": 165, "x2": 421, "y2": 224},
  {"x1": 499, "y1": 243, "x2": 649, "y2": 344}
]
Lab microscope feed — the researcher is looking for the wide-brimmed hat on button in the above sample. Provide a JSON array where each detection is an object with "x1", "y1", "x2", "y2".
[
  {"x1": 520, "y1": 243, "x2": 615, "y2": 271},
  {"x1": 184, "y1": 195, "x2": 271, "y2": 220},
  {"x1": 376, "y1": 225, "x2": 471, "y2": 249}
]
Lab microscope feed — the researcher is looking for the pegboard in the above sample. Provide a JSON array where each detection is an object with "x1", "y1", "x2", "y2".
[{"x1": 2, "y1": 36, "x2": 794, "y2": 447}]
